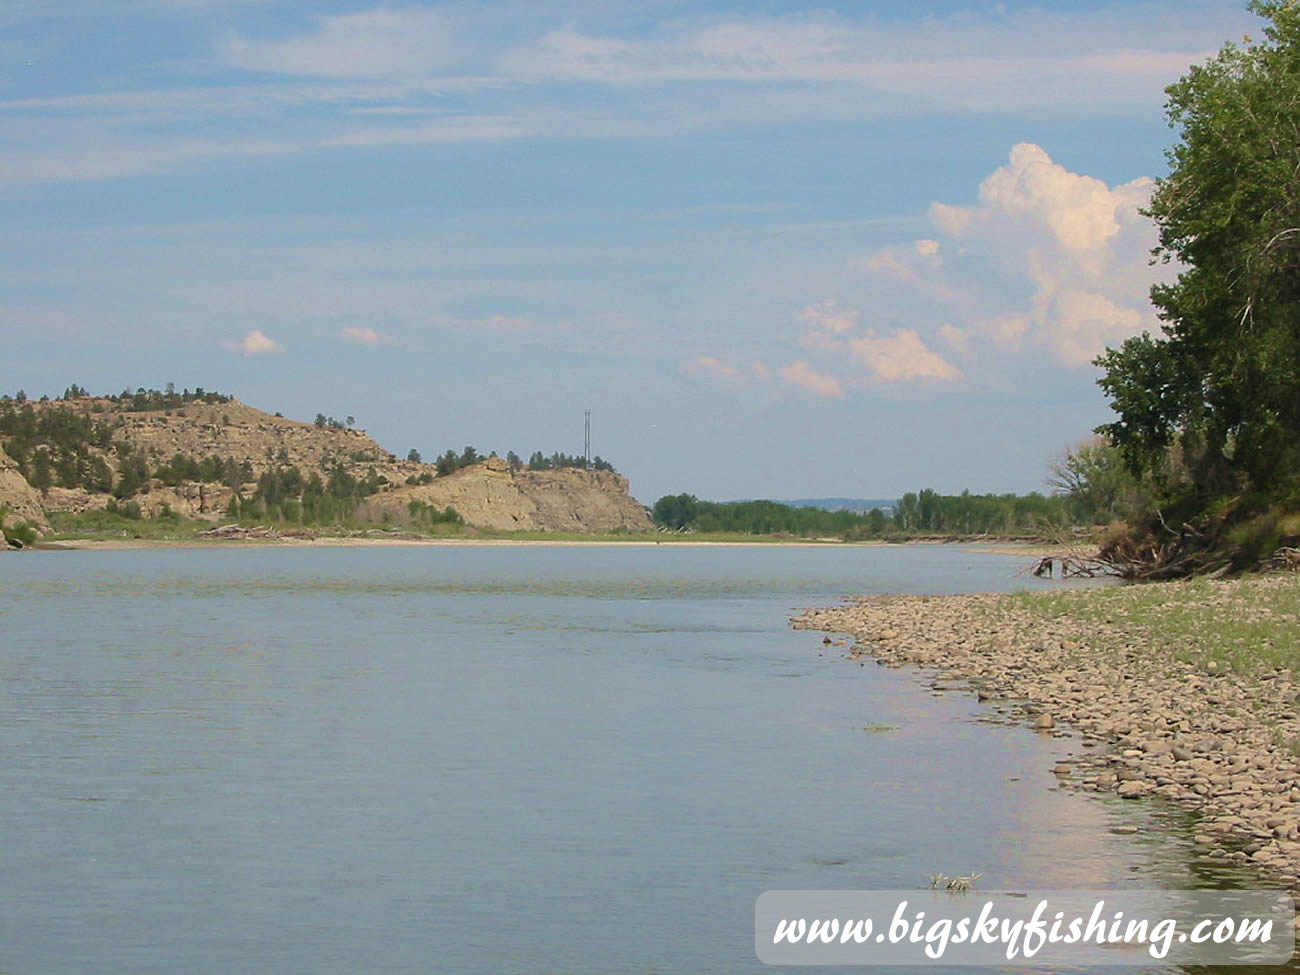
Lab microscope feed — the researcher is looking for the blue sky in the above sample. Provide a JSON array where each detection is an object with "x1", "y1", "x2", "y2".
[{"x1": 0, "y1": 0, "x2": 1258, "y2": 504}]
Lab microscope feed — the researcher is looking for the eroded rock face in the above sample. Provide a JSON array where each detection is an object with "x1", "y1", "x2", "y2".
[
  {"x1": 110, "y1": 400, "x2": 413, "y2": 484},
  {"x1": 0, "y1": 448, "x2": 48, "y2": 533},
  {"x1": 362, "y1": 457, "x2": 654, "y2": 532},
  {"x1": 3, "y1": 398, "x2": 655, "y2": 533}
]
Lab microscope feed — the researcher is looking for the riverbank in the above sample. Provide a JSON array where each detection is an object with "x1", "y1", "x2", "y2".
[
  {"x1": 26, "y1": 532, "x2": 1063, "y2": 552},
  {"x1": 794, "y1": 574, "x2": 1300, "y2": 891},
  {"x1": 33, "y1": 533, "x2": 897, "y2": 551}
]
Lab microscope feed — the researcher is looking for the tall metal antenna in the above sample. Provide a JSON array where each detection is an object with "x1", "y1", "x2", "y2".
[{"x1": 584, "y1": 409, "x2": 591, "y2": 469}]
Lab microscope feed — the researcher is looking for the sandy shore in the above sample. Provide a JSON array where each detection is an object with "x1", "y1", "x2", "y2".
[{"x1": 793, "y1": 578, "x2": 1300, "y2": 893}]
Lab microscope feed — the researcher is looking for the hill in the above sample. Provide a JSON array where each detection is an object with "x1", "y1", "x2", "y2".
[{"x1": 0, "y1": 388, "x2": 652, "y2": 540}]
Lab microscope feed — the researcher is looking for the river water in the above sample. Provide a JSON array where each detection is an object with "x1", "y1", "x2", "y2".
[{"x1": 0, "y1": 544, "x2": 1259, "y2": 973}]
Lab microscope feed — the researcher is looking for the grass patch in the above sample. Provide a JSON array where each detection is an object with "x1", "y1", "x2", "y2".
[
  {"x1": 1008, "y1": 575, "x2": 1300, "y2": 675},
  {"x1": 45, "y1": 509, "x2": 209, "y2": 541}
]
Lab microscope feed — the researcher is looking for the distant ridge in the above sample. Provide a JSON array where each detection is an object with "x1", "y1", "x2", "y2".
[{"x1": 726, "y1": 497, "x2": 896, "y2": 514}]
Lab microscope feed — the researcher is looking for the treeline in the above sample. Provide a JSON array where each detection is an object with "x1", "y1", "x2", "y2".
[
  {"x1": 892, "y1": 489, "x2": 1072, "y2": 535},
  {"x1": 1, "y1": 383, "x2": 234, "y2": 411},
  {"x1": 428, "y1": 446, "x2": 616, "y2": 476},
  {"x1": 652, "y1": 489, "x2": 1082, "y2": 539},
  {"x1": 519, "y1": 451, "x2": 615, "y2": 473}
]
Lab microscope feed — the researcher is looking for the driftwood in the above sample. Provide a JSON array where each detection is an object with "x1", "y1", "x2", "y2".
[
  {"x1": 1269, "y1": 547, "x2": 1300, "y2": 570},
  {"x1": 1027, "y1": 554, "x2": 1116, "y2": 579},
  {"x1": 195, "y1": 523, "x2": 282, "y2": 540}
]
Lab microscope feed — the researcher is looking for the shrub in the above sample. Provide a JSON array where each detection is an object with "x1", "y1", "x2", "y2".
[{"x1": 4, "y1": 519, "x2": 38, "y2": 547}]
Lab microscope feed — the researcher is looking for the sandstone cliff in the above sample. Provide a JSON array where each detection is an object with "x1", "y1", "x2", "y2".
[
  {"x1": 359, "y1": 457, "x2": 653, "y2": 533},
  {"x1": 0, "y1": 447, "x2": 48, "y2": 533}
]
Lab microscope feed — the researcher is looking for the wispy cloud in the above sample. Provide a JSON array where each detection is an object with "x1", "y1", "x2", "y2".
[
  {"x1": 503, "y1": 8, "x2": 1235, "y2": 112},
  {"x1": 0, "y1": 3, "x2": 1253, "y2": 190},
  {"x1": 780, "y1": 359, "x2": 843, "y2": 398},
  {"x1": 217, "y1": 8, "x2": 462, "y2": 79},
  {"x1": 341, "y1": 326, "x2": 395, "y2": 346}
]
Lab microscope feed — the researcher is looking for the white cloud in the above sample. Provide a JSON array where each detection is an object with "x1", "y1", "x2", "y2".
[
  {"x1": 847, "y1": 329, "x2": 961, "y2": 383},
  {"x1": 341, "y1": 326, "x2": 394, "y2": 346},
  {"x1": 685, "y1": 355, "x2": 745, "y2": 384},
  {"x1": 1043, "y1": 289, "x2": 1145, "y2": 367},
  {"x1": 0, "y1": 4, "x2": 1253, "y2": 191},
  {"x1": 929, "y1": 141, "x2": 1167, "y2": 365},
  {"x1": 780, "y1": 360, "x2": 843, "y2": 398},
  {"x1": 224, "y1": 328, "x2": 282, "y2": 356},
  {"x1": 505, "y1": 7, "x2": 1238, "y2": 112},
  {"x1": 798, "y1": 299, "x2": 858, "y2": 334}
]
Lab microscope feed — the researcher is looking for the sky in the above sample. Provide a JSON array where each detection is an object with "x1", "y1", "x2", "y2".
[{"x1": 0, "y1": 0, "x2": 1260, "y2": 504}]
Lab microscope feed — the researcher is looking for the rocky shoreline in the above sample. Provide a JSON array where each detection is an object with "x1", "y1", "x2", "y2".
[{"x1": 793, "y1": 579, "x2": 1300, "y2": 893}]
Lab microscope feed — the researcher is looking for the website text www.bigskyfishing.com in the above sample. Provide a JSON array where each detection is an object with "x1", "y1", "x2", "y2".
[{"x1": 754, "y1": 890, "x2": 1296, "y2": 966}]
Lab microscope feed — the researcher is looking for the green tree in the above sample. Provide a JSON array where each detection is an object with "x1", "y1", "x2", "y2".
[
  {"x1": 652, "y1": 493, "x2": 699, "y2": 530},
  {"x1": 1097, "y1": 2, "x2": 1300, "y2": 501},
  {"x1": 1048, "y1": 436, "x2": 1149, "y2": 524}
]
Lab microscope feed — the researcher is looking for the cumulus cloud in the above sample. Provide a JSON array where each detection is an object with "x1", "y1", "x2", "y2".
[
  {"x1": 341, "y1": 326, "x2": 394, "y2": 346},
  {"x1": 224, "y1": 328, "x2": 282, "y2": 356},
  {"x1": 919, "y1": 142, "x2": 1169, "y2": 366},
  {"x1": 847, "y1": 329, "x2": 961, "y2": 383},
  {"x1": 780, "y1": 360, "x2": 843, "y2": 398}
]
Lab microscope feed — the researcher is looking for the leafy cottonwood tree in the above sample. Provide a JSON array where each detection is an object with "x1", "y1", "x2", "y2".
[{"x1": 1097, "y1": 1, "x2": 1300, "y2": 501}]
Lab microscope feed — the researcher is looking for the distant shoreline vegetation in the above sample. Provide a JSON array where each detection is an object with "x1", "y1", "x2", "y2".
[{"x1": 650, "y1": 489, "x2": 1092, "y2": 540}]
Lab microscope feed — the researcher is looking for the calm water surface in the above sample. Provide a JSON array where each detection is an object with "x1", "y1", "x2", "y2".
[{"x1": 0, "y1": 545, "x2": 1256, "y2": 973}]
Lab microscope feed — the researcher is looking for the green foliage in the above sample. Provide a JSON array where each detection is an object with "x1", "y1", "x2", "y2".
[
  {"x1": 1047, "y1": 437, "x2": 1153, "y2": 524},
  {"x1": 1096, "y1": 2, "x2": 1300, "y2": 515},
  {"x1": 406, "y1": 448, "x2": 422, "y2": 463},
  {"x1": 0, "y1": 382, "x2": 233, "y2": 410},
  {"x1": 525, "y1": 450, "x2": 614, "y2": 472},
  {"x1": 407, "y1": 499, "x2": 464, "y2": 526},
  {"x1": 652, "y1": 488, "x2": 1082, "y2": 538},
  {"x1": 105, "y1": 498, "x2": 143, "y2": 520},
  {"x1": 0, "y1": 506, "x2": 39, "y2": 547}
]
